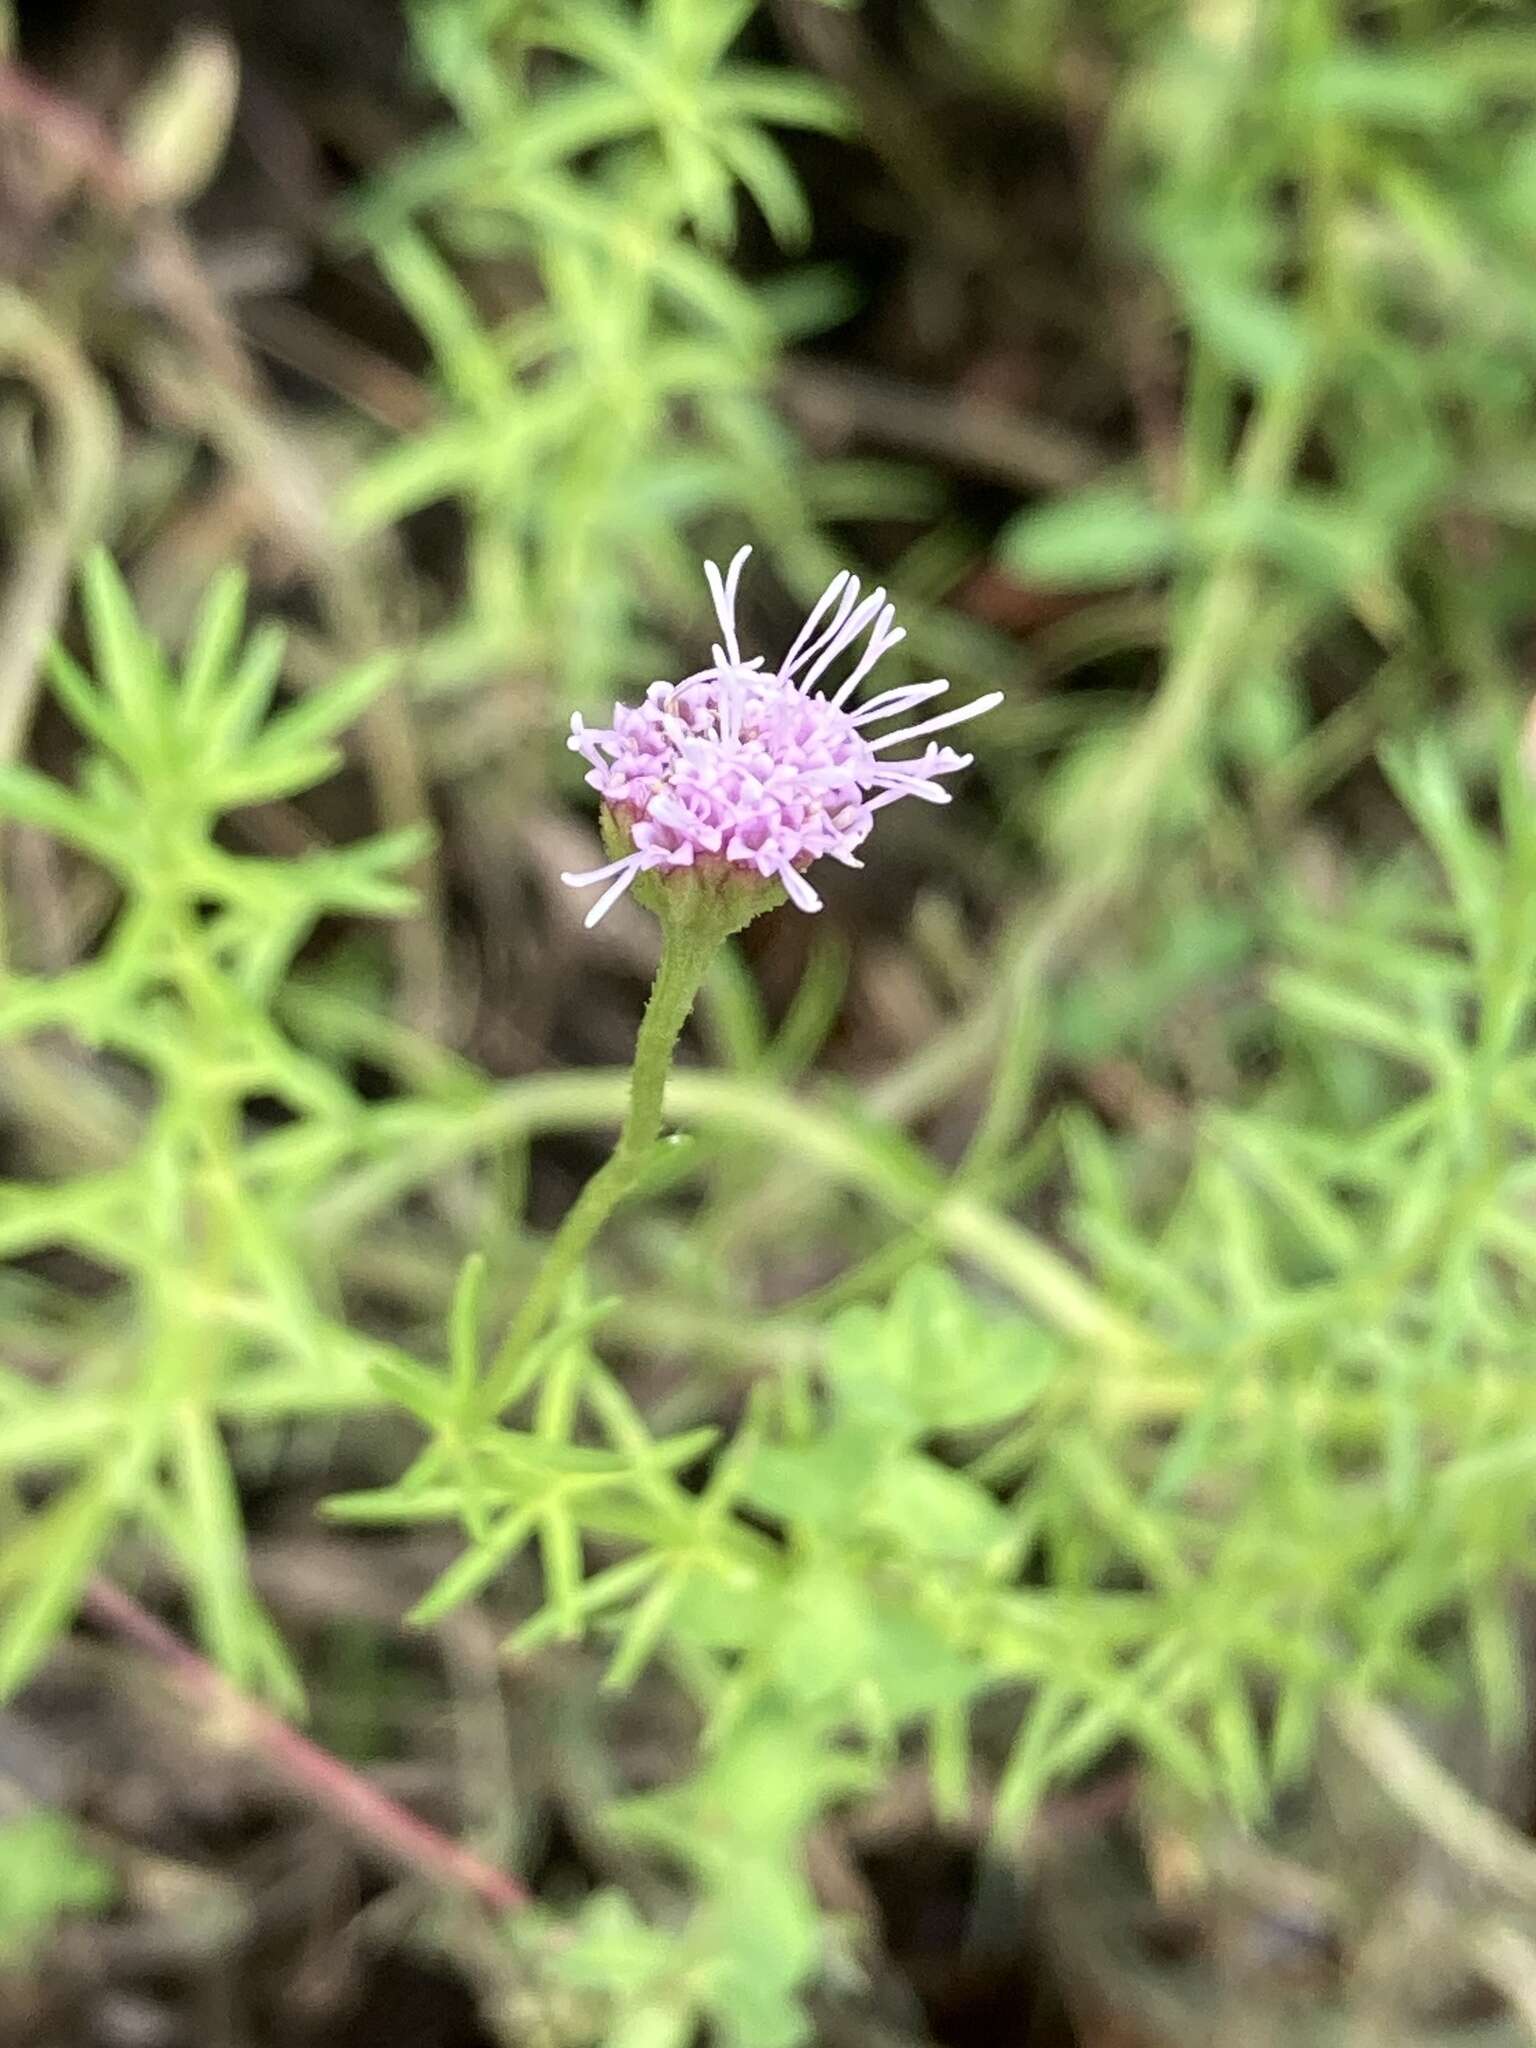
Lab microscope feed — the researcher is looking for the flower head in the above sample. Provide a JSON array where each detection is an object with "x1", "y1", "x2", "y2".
[{"x1": 561, "y1": 548, "x2": 1002, "y2": 928}]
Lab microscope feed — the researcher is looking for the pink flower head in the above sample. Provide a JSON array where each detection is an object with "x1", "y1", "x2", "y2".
[{"x1": 561, "y1": 547, "x2": 1003, "y2": 928}]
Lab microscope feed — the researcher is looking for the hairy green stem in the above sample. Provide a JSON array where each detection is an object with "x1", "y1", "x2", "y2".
[{"x1": 482, "y1": 910, "x2": 725, "y2": 1410}]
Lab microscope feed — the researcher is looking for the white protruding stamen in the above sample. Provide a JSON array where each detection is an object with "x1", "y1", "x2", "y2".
[
  {"x1": 704, "y1": 544, "x2": 752, "y2": 668},
  {"x1": 561, "y1": 852, "x2": 636, "y2": 887},
  {"x1": 850, "y1": 679, "x2": 950, "y2": 726},
  {"x1": 777, "y1": 861, "x2": 823, "y2": 912},
  {"x1": 799, "y1": 588, "x2": 889, "y2": 695},
  {"x1": 867, "y1": 780, "x2": 955, "y2": 811},
  {"x1": 869, "y1": 691, "x2": 1004, "y2": 752},
  {"x1": 779, "y1": 570, "x2": 850, "y2": 679},
  {"x1": 585, "y1": 864, "x2": 643, "y2": 926},
  {"x1": 869, "y1": 771, "x2": 951, "y2": 802},
  {"x1": 789, "y1": 578, "x2": 864, "y2": 687},
  {"x1": 560, "y1": 851, "x2": 648, "y2": 928},
  {"x1": 830, "y1": 608, "x2": 905, "y2": 705}
]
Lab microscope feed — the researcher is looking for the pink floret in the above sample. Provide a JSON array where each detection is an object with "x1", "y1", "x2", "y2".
[{"x1": 561, "y1": 547, "x2": 1002, "y2": 928}]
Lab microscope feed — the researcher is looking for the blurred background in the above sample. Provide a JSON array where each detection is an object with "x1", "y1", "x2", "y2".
[{"x1": 8, "y1": 1, "x2": 1536, "y2": 2044}]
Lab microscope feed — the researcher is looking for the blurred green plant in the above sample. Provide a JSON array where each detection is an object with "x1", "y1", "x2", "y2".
[
  {"x1": 10, "y1": 1, "x2": 1536, "y2": 2044},
  {"x1": 319, "y1": 720, "x2": 1536, "y2": 2046},
  {"x1": 0, "y1": 557, "x2": 427, "y2": 1703},
  {"x1": 0, "y1": 1810, "x2": 113, "y2": 1968},
  {"x1": 993, "y1": 0, "x2": 1536, "y2": 830},
  {"x1": 346, "y1": 0, "x2": 904, "y2": 706},
  {"x1": 835, "y1": 0, "x2": 1536, "y2": 1146}
]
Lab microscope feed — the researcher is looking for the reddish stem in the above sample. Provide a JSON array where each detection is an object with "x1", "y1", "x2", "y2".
[
  {"x1": 0, "y1": 61, "x2": 261, "y2": 396},
  {"x1": 0, "y1": 64, "x2": 142, "y2": 211},
  {"x1": 82, "y1": 1578, "x2": 529, "y2": 1916}
]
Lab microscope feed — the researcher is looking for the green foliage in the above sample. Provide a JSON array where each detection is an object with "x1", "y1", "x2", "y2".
[
  {"x1": 347, "y1": 0, "x2": 884, "y2": 704},
  {"x1": 992, "y1": 0, "x2": 1536, "y2": 839},
  {"x1": 0, "y1": 557, "x2": 426, "y2": 1703},
  {"x1": 12, "y1": 2, "x2": 1536, "y2": 2045},
  {"x1": 340, "y1": 723, "x2": 1536, "y2": 2036},
  {"x1": 0, "y1": 1810, "x2": 114, "y2": 1966}
]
